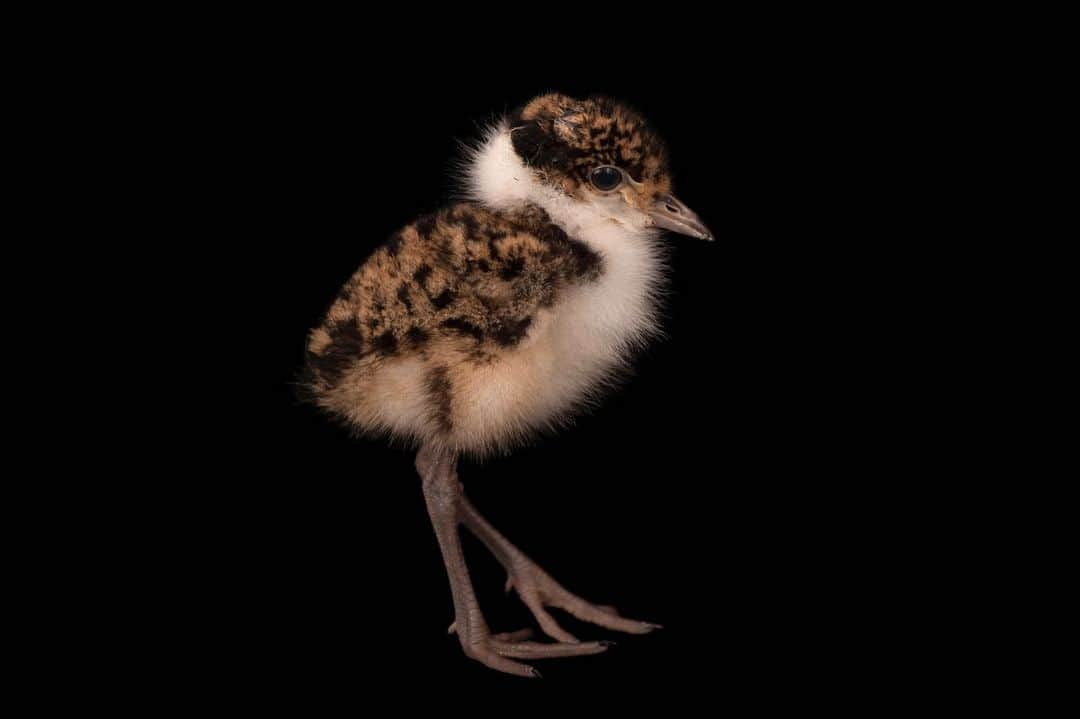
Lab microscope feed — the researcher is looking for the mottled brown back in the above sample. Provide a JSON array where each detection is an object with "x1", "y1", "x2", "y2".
[{"x1": 301, "y1": 202, "x2": 602, "y2": 403}]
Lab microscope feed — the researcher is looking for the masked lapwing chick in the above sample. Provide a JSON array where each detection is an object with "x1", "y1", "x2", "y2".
[{"x1": 302, "y1": 93, "x2": 712, "y2": 677}]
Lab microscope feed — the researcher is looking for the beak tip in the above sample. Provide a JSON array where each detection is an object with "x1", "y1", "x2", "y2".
[{"x1": 649, "y1": 193, "x2": 713, "y2": 243}]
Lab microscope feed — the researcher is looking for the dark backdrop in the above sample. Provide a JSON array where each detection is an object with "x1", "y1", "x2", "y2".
[{"x1": 197, "y1": 31, "x2": 925, "y2": 704}]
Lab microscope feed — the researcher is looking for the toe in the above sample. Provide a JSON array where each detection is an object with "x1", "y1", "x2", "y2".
[
  {"x1": 467, "y1": 647, "x2": 539, "y2": 678},
  {"x1": 492, "y1": 640, "x2": 610, "y2": 660},
  {"x1": 492, "y1": 628, "x2": 535, "y2": 642},
  {"x1": 552, "y1": 597, "x2": 662, "y2": 634},
  {"x1": 520, "y1": 595, "x2": 579, "y2": 643}
]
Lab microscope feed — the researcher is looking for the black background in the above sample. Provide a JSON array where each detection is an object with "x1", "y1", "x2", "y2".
[{"x1": 183, "y1": 24, "x2": 935, "y2": 705}]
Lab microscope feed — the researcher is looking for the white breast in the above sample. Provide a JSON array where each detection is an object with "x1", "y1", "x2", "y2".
[
  {"x1": 448, "y1": 223, "x2": 663, "y2": 454},
  {"x1": 450, "y1": 124, "x2": 666, "y2": 447},
  {"x1": 542, "y1": 221, "x2": 663, "y2": 409}
]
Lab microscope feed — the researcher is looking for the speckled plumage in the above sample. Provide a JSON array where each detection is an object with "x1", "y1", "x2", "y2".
[
  {"x1": 301, "y1": 94, "x2": 693, "y2": 457},
  {"x1": 303, "y1": 200, "x2": 609, "y2": 453},
  {"x1": 511, "y1": 93, "x2": 672, "y2": 201},
  {"x1": 305, "y1": 203, "x2": 602, "y2": 374},
  {"x1": 300, "y1": 93, "x2": 712, "y2": 677}
]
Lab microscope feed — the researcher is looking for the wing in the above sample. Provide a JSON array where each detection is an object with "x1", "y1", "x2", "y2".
[{"x1": 303, "y1": 202, "x2": 601, "y2": 394}]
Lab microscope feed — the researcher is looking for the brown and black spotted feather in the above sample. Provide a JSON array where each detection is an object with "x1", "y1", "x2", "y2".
[
  {"x1": 509, "y1": 94, "x2": 672, "y2": 201},
  {"x1": 302, "y1": 202, "x2": 601, "y2": 412}
]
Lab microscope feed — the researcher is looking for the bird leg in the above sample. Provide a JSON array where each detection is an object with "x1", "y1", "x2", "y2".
[
  {"x1": 417, "y1": 444, "x2": 610, "y2": 677},
  {"x1": 458, "y1": 493, "x2": 662, "y2": 642}
]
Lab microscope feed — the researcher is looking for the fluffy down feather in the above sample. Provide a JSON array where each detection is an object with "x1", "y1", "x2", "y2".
[{"x1": 302, "y1": 122, "x2": 666, "y2": 457}]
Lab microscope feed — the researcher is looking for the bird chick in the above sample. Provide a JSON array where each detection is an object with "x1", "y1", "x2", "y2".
[{"x1": 302, "y1": 93, "x2": 711, "y2": 677}]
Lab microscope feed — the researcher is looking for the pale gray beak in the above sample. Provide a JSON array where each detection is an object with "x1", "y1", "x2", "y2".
[{"x1": 648, "y1": 193, "x2": 713, "y2": 241}]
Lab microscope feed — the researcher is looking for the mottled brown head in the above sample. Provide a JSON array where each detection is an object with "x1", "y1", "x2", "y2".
[{"x1": 509, "y1": 94, "x2": 712, "y2": 240}]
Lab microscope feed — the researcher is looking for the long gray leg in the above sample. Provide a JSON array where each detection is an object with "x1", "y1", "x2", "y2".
[
  {"x1": 458, "y1": 493, "x2": 662, "y2": 640},
  {"x1": 416, "y1": 444, "x2": 609, "y2": 677}
]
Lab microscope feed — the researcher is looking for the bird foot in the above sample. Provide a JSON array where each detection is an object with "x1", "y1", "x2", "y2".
[
  {"x1": 501, "y1": 554, "x2": 662, "y2": 643},
  {"x1": 420, "y1": 447, "x2": 641, "y2": 677}
]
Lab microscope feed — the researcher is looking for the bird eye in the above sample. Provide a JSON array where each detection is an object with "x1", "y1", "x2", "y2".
[{"x1": 589, "y1": 166, "x2": 623, "y2": 192}]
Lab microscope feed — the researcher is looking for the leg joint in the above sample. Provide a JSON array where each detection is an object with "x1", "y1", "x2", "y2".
[{"x1": 417, "y1": 444, "x2": 462, "y2": 510}]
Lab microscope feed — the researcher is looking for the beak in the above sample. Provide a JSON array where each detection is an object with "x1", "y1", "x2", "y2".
[{"x1": 648, "y1": 193, "x2": 713, "y2": 241}]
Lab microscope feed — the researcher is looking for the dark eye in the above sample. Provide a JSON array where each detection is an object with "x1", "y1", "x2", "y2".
[{"x1": 589, "y1": 166, "x2": 623, "y2": 192}]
